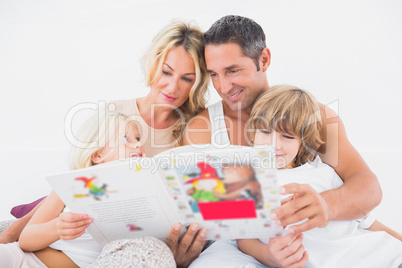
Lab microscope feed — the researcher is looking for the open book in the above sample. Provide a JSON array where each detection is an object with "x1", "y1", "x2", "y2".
[{"x1": 46, "y1": 145, "x2": 283, "y2": 247}]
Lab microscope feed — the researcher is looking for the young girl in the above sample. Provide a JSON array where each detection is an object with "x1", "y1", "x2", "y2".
[
  {"x1": 189, "y1": 85, "x2": 402, "y2": 268},
  {"x1": 0, "y1": 111, "x2": 174, "y2": 267}
]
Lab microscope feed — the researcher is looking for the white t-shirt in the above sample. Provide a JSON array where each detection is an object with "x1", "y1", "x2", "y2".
[{"x1": 50, "y1": 231, "x2": 102, "y2": 267}]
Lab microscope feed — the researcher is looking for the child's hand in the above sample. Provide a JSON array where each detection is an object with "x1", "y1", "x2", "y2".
[
  {"x1": 262, "y1": 232, "x2": 308, "y2": 268},
  {"x1": 56, "y1": 212, "x2": 93, "y2": 240}
]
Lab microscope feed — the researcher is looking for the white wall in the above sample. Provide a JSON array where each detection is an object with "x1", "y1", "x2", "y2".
[{"x1": 1, "y1": 0, "x2": 401, "y2": 233}]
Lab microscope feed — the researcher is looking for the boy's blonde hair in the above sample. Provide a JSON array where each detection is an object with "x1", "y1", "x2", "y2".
[
  {"x1": 142, "y1": 19, "x2": 210, "y2": 145},
  {"x1": 249, "y1": 85, "x2": 324, "y2": 167},
  {"x1": 69, "y1": 111, "x2": 134, "y2": 170}
]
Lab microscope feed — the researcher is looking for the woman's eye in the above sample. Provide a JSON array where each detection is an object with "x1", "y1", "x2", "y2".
[
  {"x1": 136, "y1": 136, "x2": 140, "y2": 142},
  {"x1": 162, "y1": 70, "x2": 171, "y2": 76},
  {"x1": 260, "y1": 129, "x2": 271, "y2": 134},
  {"x1": 122, "y1": 136, "x2": 128, "y2": 142},
  {"x1": 183, "y1": 77, "x2": 193, "y2": 82}
]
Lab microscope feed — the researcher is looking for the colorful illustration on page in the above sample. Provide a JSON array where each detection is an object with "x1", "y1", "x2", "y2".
[
  {"x1": 73, "y1": 176, "x2": 117, "y2": 200},
  {"x1": 180, "y1": 162, "x2": 263, "y2": 220}
]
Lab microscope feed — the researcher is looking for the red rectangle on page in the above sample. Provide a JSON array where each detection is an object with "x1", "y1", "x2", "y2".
[{"x1": 198, "y1": 200, "x2": 257, "y2": 220}]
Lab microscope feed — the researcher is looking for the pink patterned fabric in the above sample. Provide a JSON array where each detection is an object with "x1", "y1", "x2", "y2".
[{"x1": 88, "y1": 236, "x2": 175, "y2": 268}]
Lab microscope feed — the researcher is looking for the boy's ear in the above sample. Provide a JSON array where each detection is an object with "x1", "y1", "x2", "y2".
[{"x1": 91, "y1": 150, "x2": 103, "y2": 163}]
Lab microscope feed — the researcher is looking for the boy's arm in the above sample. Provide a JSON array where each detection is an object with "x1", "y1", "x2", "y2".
[
  {"x1": 0, "y1": 198, "x2": 45, "y2": 244},
  {"x1": 367, "y1": 220, "x2": 402, "y2": 241},
  {"x1": 237, "y1": 233, "x2": 308, "y2": 267},
  {"x1": 273, "y1": 105, "x2": 382, "y2": 233}
]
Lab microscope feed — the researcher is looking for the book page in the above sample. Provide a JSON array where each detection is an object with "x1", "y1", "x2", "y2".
[
  {"x1": 46, "y1": 159, "x2": 181, "y2": 247},
  {"x1": 157, "y1": 146, "x2": 284, "y2": 240}
]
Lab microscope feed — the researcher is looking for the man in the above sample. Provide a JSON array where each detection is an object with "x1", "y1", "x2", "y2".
[{"x1": 183, "y1": 14, "x2": 381, "y2": 239}]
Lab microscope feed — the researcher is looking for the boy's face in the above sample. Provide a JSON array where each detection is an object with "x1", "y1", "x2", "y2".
[
  {"x1": 254, "y1": 130, "x2": 301, "y2": 169},
  {"x1": 205, "y1": 43, "x2": 269, "y2": 112}
]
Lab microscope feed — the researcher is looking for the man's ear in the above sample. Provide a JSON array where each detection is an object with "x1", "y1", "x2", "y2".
[
  {"x1": 91, "y1": 150, "x2": 103, "y2": 164},
  {"x1": 259, "y1": 48, "x2": 271, "y2": 72}
]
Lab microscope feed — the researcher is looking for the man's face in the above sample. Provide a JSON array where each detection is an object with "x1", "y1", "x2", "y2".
[{"x1": 205, "y1": 43, "x2": 268, "y2": 112}]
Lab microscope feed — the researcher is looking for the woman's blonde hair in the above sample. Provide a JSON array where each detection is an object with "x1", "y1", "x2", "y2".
[
  {"x1": 248, "y1": 85, "x2": 324, "y2": 167},
  {"x1": 69, "y1": 111, "x2": 134, "y2": 170},
  {"x1": 142, "y1": 19, "x2": 209, "y2": 145}
]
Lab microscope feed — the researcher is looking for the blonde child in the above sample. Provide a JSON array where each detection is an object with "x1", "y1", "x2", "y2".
[
  {"x1": 189, "y1": 85, "x2": 402, "y2": 268},
  {"x1": 0, "y1": 111, "x2": 174, "y2": 267}
]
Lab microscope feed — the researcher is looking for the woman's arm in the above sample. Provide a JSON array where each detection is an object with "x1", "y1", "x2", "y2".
[{"x1": 237, "y1": 233, "x2": 308, "y2": 268}]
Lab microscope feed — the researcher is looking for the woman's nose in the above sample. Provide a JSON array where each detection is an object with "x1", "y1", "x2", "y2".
[{"x1": 166, "y1": 76, "x2": 180, "y2": 93}]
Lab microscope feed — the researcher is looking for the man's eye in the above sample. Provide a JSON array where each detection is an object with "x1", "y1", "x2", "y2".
[
  {"x1": 136, "y1": 136, "x2": 140, "y2": 142},
  {"x1": 210, "y1": 73, "x2": 217, "y2": 77},
  {"x1": 228, "y1": 69, "x2": 239, "y2": 75}
]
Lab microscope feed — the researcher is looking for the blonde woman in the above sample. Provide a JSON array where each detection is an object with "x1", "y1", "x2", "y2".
[
  {"x1": 106, "y1": 19, "x2": 210, "y2": 267},
  {"x1": 1, "y1": 19, "x2": 210, "y2": 267},
  {"x1": 110, "y1": 19, "x2": 209, "y2": 155}
]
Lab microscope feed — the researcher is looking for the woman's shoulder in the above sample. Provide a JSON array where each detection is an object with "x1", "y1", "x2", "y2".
[{"x1": 106, "y1": 99, "x2": 138, "y2": 116}]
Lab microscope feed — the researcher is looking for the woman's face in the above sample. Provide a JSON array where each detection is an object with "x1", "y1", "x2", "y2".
[{"x1": 150, "y1": 45, "x2": 196, "y2": 109}]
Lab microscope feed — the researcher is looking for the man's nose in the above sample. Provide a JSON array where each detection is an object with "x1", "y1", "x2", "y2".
[{"x1": 219, "y1": 76, "x2": 232, "y2": 95}]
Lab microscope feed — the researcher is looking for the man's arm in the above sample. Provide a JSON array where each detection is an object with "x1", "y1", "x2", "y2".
[
  {"x1": 318, "y1": 104, "x2": 382, "y2": 220},
  {"x1": 273, "y1": 105, "x2": 382, "y2": 233}
]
